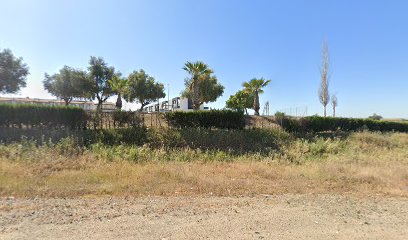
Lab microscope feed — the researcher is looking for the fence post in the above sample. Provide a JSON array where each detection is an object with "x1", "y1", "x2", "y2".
[{"x1": 108, "y1": 113, "x2": 111, "y2": 129}]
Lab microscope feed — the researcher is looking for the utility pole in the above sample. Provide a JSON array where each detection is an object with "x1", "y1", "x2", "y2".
[{"x1": 262, "y1": 101, "x2": 270, "y2": 116}]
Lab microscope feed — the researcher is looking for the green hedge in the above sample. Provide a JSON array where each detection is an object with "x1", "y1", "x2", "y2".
[
  {"x1": 165, "y1": 110, "x2": 245, "y2": 129},
  {"x1": 112, "y1": 110, "x2": 143, "y2": 128},
  {"x1": 278, "y1": 116, "x2": 408, "y2": 133},
  {"x1": 0, "y1": 103, "x2": 87, "y2": 129}
]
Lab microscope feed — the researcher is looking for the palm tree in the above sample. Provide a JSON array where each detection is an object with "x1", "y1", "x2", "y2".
[
  {"x1": 243, "y1": 78, "x2": 271, "y2": 116},
  {"x1": 108, "y1": 75, "x2": 128, "y2": 109},
  {"x1": 183, "y1": 61, "x2": 213, "y2": 110}
]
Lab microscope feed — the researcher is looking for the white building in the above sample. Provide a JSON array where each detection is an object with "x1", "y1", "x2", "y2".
[{"x1": 143, "y1": 97, "x2": 209, "y2": 113}]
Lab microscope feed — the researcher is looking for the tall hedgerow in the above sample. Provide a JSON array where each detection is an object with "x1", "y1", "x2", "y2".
[
  {"x1": 165, "y1": 110, "x2": 245, "y2": 129},
  {"x1": 276, "y1": 115, "x2": 408, "y2": 133},
  {"x1": 0, "y1": 104, "x2": 87, "y2": 129}
]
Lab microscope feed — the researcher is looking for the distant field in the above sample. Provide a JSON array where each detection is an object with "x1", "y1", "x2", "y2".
[
  {"x1": 384, "y1": 118, "x2": 408, "y2": 123},
  {"x1": 1, "y1": 131, "x2": 407, "y2": 197}
]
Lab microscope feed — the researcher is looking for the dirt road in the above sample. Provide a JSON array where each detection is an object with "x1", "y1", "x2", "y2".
[{"x1": 1, "y1": 194, "x2": 407, "y2": 239}]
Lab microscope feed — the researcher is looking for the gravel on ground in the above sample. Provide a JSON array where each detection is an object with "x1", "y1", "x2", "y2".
[{"x1": 1, "y1": 194, "x2": 407, "y2": 240}]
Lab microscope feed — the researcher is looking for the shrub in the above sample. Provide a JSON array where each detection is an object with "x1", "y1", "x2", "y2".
[
  {"x1": 1, "y1": 125, "x2": 288, "y2": 154},
  {"x1": 147, "y1": 127, "x2": 290, "y2": 154},
  {"x1": 112, "y1": 110, "x2": 143, "y2": 128},
  {"x1": 0, "y1": 103, "x2": 87, "y2": 129},
  {"x1": 84, "y1": 127, "x2": 148, "y2": 146},
  {"x1": 368, "y1": 113, "x2": 383, "y2": 120},
  {"x1": 165, "y1": 110, "x2": 245, "y2": 129},
  {"x1": 273, "y1": 113, "x2": 302, "y2": 132},
  {"x1": 274, "y1": 111, "x2": 286, "y2": 123},
  {"x1": 277, "y1": 115, "x2": 408, "y2": 133}
]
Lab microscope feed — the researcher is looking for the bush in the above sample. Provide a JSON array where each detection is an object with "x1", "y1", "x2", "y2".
[
  {"x1": 112, "y1": 110, "x2": 143, "y2": 128},
  {"x1": 147, "y1": 127, "x2": 290, "y2": 154},
  {"x1": 277, "y1": 115, "x2": 408, "y2": 133},
  {"x1": 0, "y1": 103, "x2": 87, "y2": 129},
  {"x1": 273, "y1": 114, "x2": 302, "y2": 132},
  {"x1": 84, "y1": 127, "x2": 148, "y2": 146},
  {"x1": 165, "y1": 110, "x2": 245, "y2": 129},
  {"x1": 368, "y1": 113, "x2": 383, "y2": 120},
  {"x1": 274, "y1": 111, "x2": 286, "y2": 123}
]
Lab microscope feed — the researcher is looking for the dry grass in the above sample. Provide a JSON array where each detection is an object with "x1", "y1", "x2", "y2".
[{"x1": 1, "y1": 131, "x2": 407, "y2": 197}]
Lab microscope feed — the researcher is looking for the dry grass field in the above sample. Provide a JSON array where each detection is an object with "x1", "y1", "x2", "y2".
[{"x1": 1, "y1": 131, "x2": 407, "y2": 198}]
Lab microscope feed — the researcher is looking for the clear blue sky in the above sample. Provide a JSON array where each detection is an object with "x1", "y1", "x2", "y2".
[{"x1": 1, "y1": 0, "x2": 407, "y2": 118}]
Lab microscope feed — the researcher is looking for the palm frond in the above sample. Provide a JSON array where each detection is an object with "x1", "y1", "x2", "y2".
[{"x1": 262, "y1": 79, "x2": 271, "y2": 87}]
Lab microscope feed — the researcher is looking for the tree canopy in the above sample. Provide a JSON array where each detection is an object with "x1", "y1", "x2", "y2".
[
  {"x1": 182, "y1": 61, "x2": 224, "y2": 109},
  {"x1": 226, "y1": 90, "x2": 254, "y2": 114},
  {"x1": 0, "y1": 48, "x2": 29, "y2": 94},
  {"x1": 368, "y1": 113, "x2": 383, "y2": 120},
  {"x1": 108, "y1": 75, "x2": 128, "y2": 109},
  {"x1": 43, "y1": 66, "x2": 90, "y2": 105},
  {"x1": 243, "y1": 78, "x2": 271, "y2": 116},
  {"x1": 87, "y1": 56, "x2": 116, "y2": 108},
  {"x1": 125, "y1": 69, "x2": 165, "y2": 111},
  {"x1": 182, "y1": 74, "x2": 224, "y2": 107},
  {"x1": 319, "y1": 41, "x2": 330, "y2": 117}
]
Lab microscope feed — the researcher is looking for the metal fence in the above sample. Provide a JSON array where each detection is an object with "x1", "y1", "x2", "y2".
[
  {"x1": 0, "y1": 111, "x2": 281, "y2": 131},
  {"x1": 87, "y1": 112, "x2": 281, "y2": 130},
  {"x1": 86, "y1": 112, "x2": 168, "y2": 129}
]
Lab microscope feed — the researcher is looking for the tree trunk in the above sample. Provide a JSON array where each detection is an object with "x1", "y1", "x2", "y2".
[
  {"x1": 116, "y1": 93, "x2": 122, "y2": 109},
  {"x1": 323, "y1": 105, "x2": 327, "y2": 117},
  {"x1": 333, "y1": 106, "x2": 336, "y2": 117},
  {"x1": 97, "y1": 99, "x2": 103, "y2": 112},
  {"x1": 254, "y1": 91, "x2": 260, "y2": 116},
  {"x1": 139, "y1": 101, "x2": 147, "y2": 112},
  {"x1": 64, "y1": 97, "x2": 72, "y2": 106},
  {"x1": 193, "y1": 77, "x2": 200, "y2": 110}
]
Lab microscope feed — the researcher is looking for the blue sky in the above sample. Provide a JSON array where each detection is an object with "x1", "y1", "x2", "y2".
[{"x1": 1, "y1": 0, "x2": 407, "y2": 117}]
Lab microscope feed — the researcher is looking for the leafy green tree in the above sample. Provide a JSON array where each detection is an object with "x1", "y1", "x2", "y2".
[
  {"x1": 226, "y1": 90, "x2": 254, "y2": 114},
  {"x1": 108, "y1": 75, "x2": 128, "y2": 109},
  {"x1": 182, "y1": 75, "x2": 224, "y2": 108},
  {"x1": 43, "y1": 66, "x2": 90, "y2": 105},
  {"x1": 368, "y1": 113, "x2": 383, "y2": 120},
  {"x1": 0, "y1": 48, "x2": 29, "y2": 94},
  {"x1": 87, "y1": 56, "x2": 116, "y2": 109},
  {"x1": 182, "y1": 61, "x2": 224, "y2": 109},
  {"x1": 183, "y1": 61, "x2": 213, "y2": 110},
  {"x1": 243, "y1": 78, "x2": 271, "y2": 116},
  {"x1": 125, "y1": 69, "x2": 165, "y2": 111}
]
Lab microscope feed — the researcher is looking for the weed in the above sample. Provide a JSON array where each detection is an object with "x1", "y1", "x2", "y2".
[{"x1": 0, "y1": 131, "x2": 407, "y2": 197}]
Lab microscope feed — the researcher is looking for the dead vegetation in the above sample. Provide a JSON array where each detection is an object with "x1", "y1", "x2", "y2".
[{"x1": 0, "y1": 131, "x2": 407, "y2": 198}]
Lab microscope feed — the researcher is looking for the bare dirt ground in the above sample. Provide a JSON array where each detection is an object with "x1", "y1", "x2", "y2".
[{"x1": 1, "y1": 194, "x2": 407, "y2": 240}]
